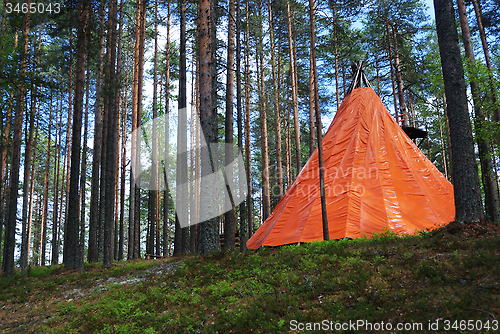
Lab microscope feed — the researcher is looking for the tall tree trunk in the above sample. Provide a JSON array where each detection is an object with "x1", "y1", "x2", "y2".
[
  {"x1": 309, "y1": 0, "x2": 329, "y2": 240},
  {"x1": 308, "y1": 46, "x2": 316, "y2": 156},
  {"x1": 244, "y1": 0, "x2": 253, "y2": 239},
  {"x1": 20, "y1": 86, "x2": 36, "y2": 274},
  {"x1": 79, "y1": 62, "x2": 91, "y2": 268},
  {"x1": 224, "y1": 0, "x2": 237, "y2": 249},
  {"x1": 189, "y1": 59, "x2": 198, "y2": 253},
  {"x1": 174, "y1": 0, "x2": 188, "y2": 255},
  {"x1": 129, "y1": 0, "x2": 147, "y2": 259},
  {"x1": 88, "y1": 0, "x2": 107, "y2": 262},
  {"x1": 103, "y1": 0, "x2": 119, "y2": 268},
  {"x1": 65, "y1": 0, "x2": 90, "y2": 269},
  {"x1": 197, "y1": 0, "x2": 220, "y2": 254},
  {"x1": 148, "y1": 0, "x2": 160, "y2": 256},
  {"x1": 50, "y1": 89, "x2": 62, "y2": 266},
  {"x1": 21, "y1": 25, "x2": 41, "y2": 274},
  {"x1": 3, "y1": 3, "x2": 30, "y2": 276},
  {"x1": 42, "y1": 97, "x2": 54, "y2": 266},
  {"x1": 0, "y1": 29, "x2": 17, "y2": 266},
  {"x1": 163, "y1": 0, "x2": 172, "y2": 257},
  {"x1": 457, "y1": 0, "x2": 499, "y2": 223},
  {"x1": 286, "y1": 0, "x2": 301, "y2": 174},
  {"x1": 236, "y1": 0, "x2": 246, "y2": 252},
  {"x1": 257, "y1": 0, "x2": 271, "y2": 221},
  {"x1": 268, "y1": 0, "x2": 283, "y2": 202},
  {"x1": 434, "y1": 0, "x2": 485, "y2": 223}
]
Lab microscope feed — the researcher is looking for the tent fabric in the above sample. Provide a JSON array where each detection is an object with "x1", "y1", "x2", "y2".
[{"x1": 247, "y1": 87, "x2": 455, "y2": 249}]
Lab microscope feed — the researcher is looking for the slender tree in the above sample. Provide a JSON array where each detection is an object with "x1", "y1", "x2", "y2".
[
  {"x1": 257, "y1": 0, "x2": 271, "y2": 221},
  {"x1": 103, "y1": 0, "x2": 119, "y2": 268},
  {"x1": 198, "y1": 0, "x2": 220, "y2": 254},
  {"x1": 434, "y1": 0, "x2": 485, "y2": 223},
  {"x1": 174, "y1": 0, "x2": 189, "y2": 255},
  {"x1": 268, "y1": 0, "x2": 283, "y2": 202},
  {"x1": 286, "y1": 0, "x2": 301, "y2": 173},
  {"x1": 3, "y1": 1, "x2": 31, "y2": 276},
  {"x1": 224, "y1": 0, "x2": 237, "y2": 249},
  {"x1": 309, "y1": 0, "x2": 329, "y2": 240},
  {"x1": 88, "y1": 0, "x2": 107, "y2": 262},
  {"x1": 65, "y1": 0, "x2": 90, "y2": 269},
  {"x1": 457, "y1": 0, "x2": 499, "y2": 223}
]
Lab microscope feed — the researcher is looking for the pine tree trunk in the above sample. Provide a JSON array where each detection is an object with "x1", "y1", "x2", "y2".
[
  {"x1": 88, "y1": 0, "x2": 106, "y2": 262},
  {"x1": 286, "y1": 1, "x2": 301, "y2": 174},
  {"x1": 224, "y1": 0, "x2": 237, "y2": 249},
  {"x1": 79, "y1": 63, "x2": 91, "y2": 268},
  {"x1": 257, "y1": 0, "x2": 271, "y2": 222},
  {"x1": 457, "y1": 0, "x2": 500, "y2": 223},
  {"x1": 50, "y1": 90, "x2": 63, "y2": 266},
  {"x1": 198, "y1": 0, "x2": 220, "y2": 254},
  {"x1": 21, "y1": 26, "x2": 41, "y2": 274},
  {"x1": 175, "y1": 0, "x2": 189, "y2": 255},
  {"x1": 308, "y1": 47, "x2": 316, "y2": 156},
  {"x1": 65, "y1": 0, "x2": 90, "y2": 269},
  {"x1": 163, "y1": 0, "x2": 172, "y2": 257},
  {"x1": 309, "y1": 0, "x2": 329, "y2": 241},
  {"x1": 40, "y1": 104, "x2": 53, "y2": 266},
  {"x1": 434, "y1": 0, "x2": 485, "y2": 223},
  {"x1": 148, "y1": 0, "x2": 160, "y2": 256},
  {"x1": 268, "y1": 0, "x2": 283, "y2": 202},
  {"x1": 244, "y1": 0, "x2": 253, "y2": 239},
  {"x1": 3, "y1": 4, "x2": 30, "y2": 276},
  {"x1": 114, "y1": 0, "x2": 125, "y2": 261},
  {"x1": 129, "y1": 0, "x2": 147, "y2": 259},
  {"x1": 103, "y1": 0, "x2": 119, "y2": 268}
]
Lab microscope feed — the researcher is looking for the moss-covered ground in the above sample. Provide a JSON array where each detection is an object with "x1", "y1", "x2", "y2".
[{"x1": 1, "y1": 222, "x2": 500, "y2": 333}]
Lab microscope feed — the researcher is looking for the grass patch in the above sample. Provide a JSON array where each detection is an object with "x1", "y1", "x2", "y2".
[{"x1": 1, "y1": 222, "x2": 500, "y2": 333}]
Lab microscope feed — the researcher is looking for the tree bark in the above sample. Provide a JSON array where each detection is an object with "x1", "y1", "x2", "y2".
[
  {"x1": 148, "y1": 0, "x2": 160, "y2": 256},
  {"x1": 286, "y1": 0, "x2": 301, "y2": 174},
  {"x1": 268, "y1": 0, "x2": 283, "y2": 202},
  {"x1": 244, "y1": 0, "x2": 253, "y2": 239},
  {"x1": 197, "y1": 0, "x2": 220, "y2": 254},
  {"x1": 65, "y1": 0, "x2": 90, "y2": 269},
  {"x1": 434, "y1": 0, "x2": 485, "y2": 223},
  {"x1": 309, "y1": 0, "x2": 329, "y2": 241},
  {"x1": 88, "y1": 0, "x2": 106, "y2": 263},
  {"x1": 224, "y1": 0, "x2": 237, "y2": 249},
  {"x1": 3, "y1": 3, "x2": 30, "y2": 276},
  {"x1": 175, "y1": 0, "x2": 189, "y2": 255},
  {"x1": 21, "y1": 26, "x2": 41, "y2": 274},
  {"x1": 103, "y1": 0, "x2": 119, "y2": 268},
  {"x1": 457, "y1": 0, "x2": 499, "y2": 223},
  {"x1": 257, "y1": 0, "x2": 271, "y2": 221},
  {"x1": 163, "y1": 0, "x2": 172, "y2": 256}
]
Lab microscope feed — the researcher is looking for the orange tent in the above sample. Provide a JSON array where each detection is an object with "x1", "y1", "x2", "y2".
[{"x1": 247, "y1": 86, "x2": 455, "y2": 249}]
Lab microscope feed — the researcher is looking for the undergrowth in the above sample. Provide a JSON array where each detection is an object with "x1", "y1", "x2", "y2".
[{"x1": 1, "y1": 222, "x2": 500, "y2": 333}]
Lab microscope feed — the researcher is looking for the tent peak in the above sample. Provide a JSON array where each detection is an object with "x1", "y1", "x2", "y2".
[{"x1": 347, "y1": 60, "x2": 372, "y2": 95}]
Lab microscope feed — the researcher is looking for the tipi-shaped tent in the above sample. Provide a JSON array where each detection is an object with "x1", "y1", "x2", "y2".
[{"x1": 247, "y1": 65, "x2": 455, "y2": 249}]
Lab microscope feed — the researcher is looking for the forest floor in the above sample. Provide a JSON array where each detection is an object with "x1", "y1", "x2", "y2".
[{"x1": 1, "y1": 222, "x2": 500, "y2": 333}]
